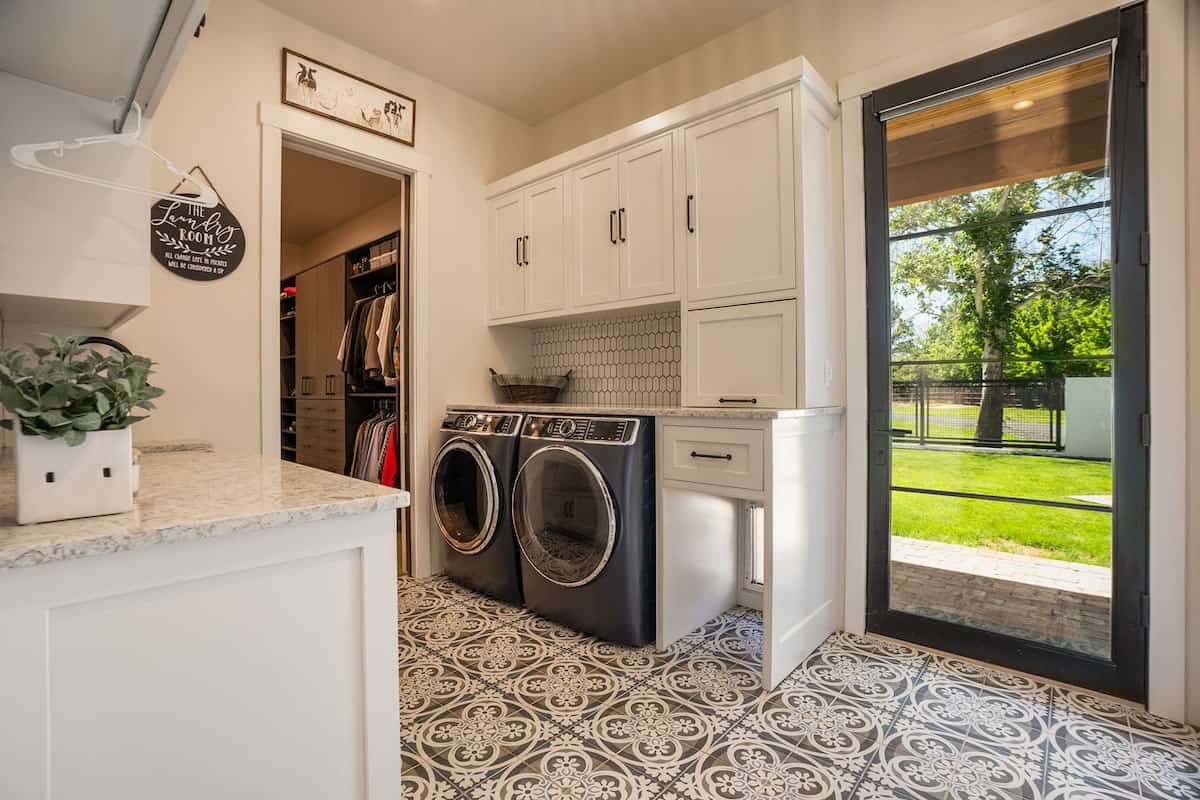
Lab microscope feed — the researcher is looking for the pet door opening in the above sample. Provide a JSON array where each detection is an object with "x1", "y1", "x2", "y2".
[{"x1": 742, "y1": 502, "x2": 765, "y2": 591}]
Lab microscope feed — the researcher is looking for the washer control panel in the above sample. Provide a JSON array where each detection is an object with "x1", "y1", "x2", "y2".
[
  {"x1": 441, "y1": 412, "x2": 521, "y2": 436},
  {"x1": 522, "y1": 415, "x2": 640, "y2": 445}
]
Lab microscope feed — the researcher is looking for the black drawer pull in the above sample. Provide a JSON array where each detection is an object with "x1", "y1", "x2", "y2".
[
  {"x1": 718, "y1": 397, "x2": 758, "y2": 404},
  {"x1": 686, "y1": 194, "x2": 695, "y2": 233},
  {"x1": 610, "y1": 210, "x2": 617, "y2": 244},
  {"x1": 690, "y1": 451, "x2": 733, "y2": 461}
]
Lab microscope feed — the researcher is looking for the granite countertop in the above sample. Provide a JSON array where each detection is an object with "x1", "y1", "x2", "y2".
[
  {"x1": 0, "y1": 450, "x2": 409, "y2": 569},
  {"x1": 449, "y1": 402, "x2": 845, "y2": 420}
]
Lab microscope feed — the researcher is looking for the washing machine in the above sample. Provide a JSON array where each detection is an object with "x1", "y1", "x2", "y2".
[
  {"x1": 511, "y1": 414, "x2": 654, "y2": 646},
  {"x1": 430, "y1": 409, "x2": 524, "y2": 605}
]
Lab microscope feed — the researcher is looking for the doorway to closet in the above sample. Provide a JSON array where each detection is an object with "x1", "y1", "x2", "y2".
[
  {"x1": 863, "y1": 5, "x2": 1148, "y2": 701},
  {"x1": 279, "y1": 145, "x2": 413, "y2": 573}
]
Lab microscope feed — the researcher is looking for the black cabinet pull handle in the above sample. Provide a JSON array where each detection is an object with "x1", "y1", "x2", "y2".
[
  {"x1": 718, "y1": 397, "x2": 758, "y2": 404},
  {"x1": 523, "y1": 235, "x2": 530, "y2": 265},
  {"x1": 515, "y1": 236, "x2": 521, "y2": 266},
  {"x1": 609, "y1": 210, "x2": 617, "y2": 244},
  {"x1": 690, "y1": 451, "x2": 733, "y2": 461},
  {"x1": 686, "y1": 194, "x2": 695, "y2": 233},
  {"x1": 618, "y1": 207, "x2": 626, "y2": 242}
]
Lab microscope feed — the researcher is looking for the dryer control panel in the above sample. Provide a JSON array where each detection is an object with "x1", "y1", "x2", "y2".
[
  {"x1": 522, "y1": 415, "x2": 640, "y2": 445},
  {"x1": 441, "y1": 412, "x2": 522, "y2": 436}
]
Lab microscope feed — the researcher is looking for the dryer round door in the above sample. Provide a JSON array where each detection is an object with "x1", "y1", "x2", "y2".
[
  {"x1": 512, "y1": 445, "x2": 616, "y2": 587},
  {"x1": 431, "y1": 437, "x2": 500, "y2": 555}
]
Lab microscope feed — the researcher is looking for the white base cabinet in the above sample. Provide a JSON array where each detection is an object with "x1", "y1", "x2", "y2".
[
  {"x1": 0, "y1": 511, "x2": 401, "y2": 799},
  {"x1": 657, "y1": 411, "x2": 845, "y2": 690}
]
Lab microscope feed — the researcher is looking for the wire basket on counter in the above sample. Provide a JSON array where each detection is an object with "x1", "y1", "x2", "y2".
[{"x1": 489, "y1": 369, "x2": 572, "y2": 404}]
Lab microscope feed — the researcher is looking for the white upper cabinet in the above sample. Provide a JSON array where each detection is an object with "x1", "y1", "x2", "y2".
[
  {"x1": 485, "y1": 57, "x2": 837, "y2": 341},
  {"x1": 524, "y1": 175, "x2": 567, "y2": 314},
  {"x1": 568, "y1": 133, "x2": 676, "y2": 310},
  {"x1": 618, "y1": 134, "x2": 675, "y2": 301},
  {"x1": 684, "y1": 300, "x2": 797, "y2": 409},
  {"x1": 488, "y1": 177, "x2": 567, "y2": 319},
  {"x1": 488, "y1": 190, "x2": 526, "y2": 319},
  {"x1": 684, "y1": 92, "x2": 796, "y2": 304},
  {"x1": 570, "y1": 155, "x2": 621, "y2": 307}
]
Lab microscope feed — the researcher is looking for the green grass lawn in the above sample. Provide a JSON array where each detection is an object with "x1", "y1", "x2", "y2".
[{"x1": 891, "y1": 448, "x2": 1112, "y2": 567}]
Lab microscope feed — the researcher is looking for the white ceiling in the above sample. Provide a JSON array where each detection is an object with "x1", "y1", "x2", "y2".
[
  {"x1": 281, "y1": 147, "x2": 404, "y2": 243},
  {"x1": 261, "y1": 0, "x2": 792, "y2": 123},
  {"x1": 0, "y1": 0, "x2": 170, "y2": 104}
]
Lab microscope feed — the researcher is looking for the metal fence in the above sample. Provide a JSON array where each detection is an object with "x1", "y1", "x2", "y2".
[{"x1": 892, "y1": 374, "x2": 1065, "y2": 450}]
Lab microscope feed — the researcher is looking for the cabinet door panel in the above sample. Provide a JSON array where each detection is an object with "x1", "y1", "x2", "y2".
[
  {"x1": 295, "y1": 268, "x2": 320, "y2": 397},
  {"x1": 489, "y1": 191, "x2": 525, "y2": 319},
  {"x1": 524, "y1": 175, "x2": 566, "y2": 314},
  {"x1": 315, "y1": 258, "x2": 345, "y2": 398},
  {"x1": 685, "y1": 93, "x2": 795, "y2": 302},
  {"x1": 685, "y1": 300, "x2": 797, "y2": 409},
  {"x1": 619, "y1": 134, "x2": 674, "y2": 300},
  {"x1": 570, "y1": 156, "x2": 620, "y2": 307}
]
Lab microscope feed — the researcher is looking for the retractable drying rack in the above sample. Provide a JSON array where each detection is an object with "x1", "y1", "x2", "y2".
[{"x1": 9, "y1": 100, "x2": 218, "y2": 208}]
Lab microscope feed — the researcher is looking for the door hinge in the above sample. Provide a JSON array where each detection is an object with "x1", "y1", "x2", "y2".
[
  {"x1": 1141, "y1": 593, "x2": 1151, "y2": 629},
  {"x1": 1140, "y1": 50, "x2": 1148, "y2": 84},
  {"x1": 1140, "y1": 413, "x2": 1151, "y2": 447},
  {"x1": 1140, "y1": 231, "x2": 1150, "y2": 265}
]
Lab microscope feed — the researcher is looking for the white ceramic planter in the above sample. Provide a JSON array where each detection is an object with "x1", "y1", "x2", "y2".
[{"x1": 15, "y1": 427, "x2": 135, "y2": 524}]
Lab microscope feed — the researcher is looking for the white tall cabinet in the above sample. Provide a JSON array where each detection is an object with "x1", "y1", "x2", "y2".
[
  {"x1": 485, "y1": 57, "x2": 840, "y2": 411},
  {"x1": 684, "y1": 93, "x2": 796, "y2": 303}
]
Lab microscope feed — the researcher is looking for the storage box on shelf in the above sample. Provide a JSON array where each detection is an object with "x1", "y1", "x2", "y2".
[{"x1": 484, "y1": 57, "x2": 840, "y2": 411}]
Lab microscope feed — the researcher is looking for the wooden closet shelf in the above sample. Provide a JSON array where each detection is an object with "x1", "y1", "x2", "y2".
[{"x1": 349, "y1": 261, "x2": 397, "y2": 281}]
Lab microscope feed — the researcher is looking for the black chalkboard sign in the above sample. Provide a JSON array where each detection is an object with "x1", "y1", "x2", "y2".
[{"x1": 150, "y1": 192, "x2": 245, "y2": 281}]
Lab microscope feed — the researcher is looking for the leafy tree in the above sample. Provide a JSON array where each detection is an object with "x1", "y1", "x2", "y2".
[{"x1": 890, "y1": 173, "x2": 1109, "y2": 440}]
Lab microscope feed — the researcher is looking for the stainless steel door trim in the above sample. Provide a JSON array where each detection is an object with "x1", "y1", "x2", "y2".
[
  {"x1": 431, "y1": 436, "x2": 500, "y2": 555},
  {"x1": 511, "y1": 444, "x2": 617, "y2": 588}
]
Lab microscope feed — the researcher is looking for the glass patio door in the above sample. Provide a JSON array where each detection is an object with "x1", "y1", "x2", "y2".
[{"x1": 864, "y1": 5, "x2": 1148, "y2": 700}]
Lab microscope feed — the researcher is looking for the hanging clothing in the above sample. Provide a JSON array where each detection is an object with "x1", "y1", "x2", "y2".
[
  {"x1": 349, "y1": 408, "x2": 396, "y2": 484},
  {"x1": 380, "y1": 425, "x2": 399, "y2": 487}
]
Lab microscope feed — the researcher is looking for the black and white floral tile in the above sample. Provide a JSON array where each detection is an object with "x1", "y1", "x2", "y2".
[{"x1": 397, "y1": 576, "x2": 1200, "y2": 799}]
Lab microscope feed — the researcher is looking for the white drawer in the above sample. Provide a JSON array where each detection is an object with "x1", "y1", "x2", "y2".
[
  {"x1": 661, "y1": 424, "x2": 764, "y2": 492},
  {"x1": 684, "y1": 299, "x2": 797, "y2": 409}
]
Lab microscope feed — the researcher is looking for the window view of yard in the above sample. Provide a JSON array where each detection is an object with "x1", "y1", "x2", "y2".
[{"x1": 891, "y1": 448, "x2": 1111, "y2": 567}]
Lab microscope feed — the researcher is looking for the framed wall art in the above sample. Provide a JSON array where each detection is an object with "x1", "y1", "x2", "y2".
[{"x1": 281, "y1": 48, "x2": 415, "y2": 146}]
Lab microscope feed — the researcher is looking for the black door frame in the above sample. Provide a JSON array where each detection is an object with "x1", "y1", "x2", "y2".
[{"x1": 864, "y1": 4, "x2": 1148, "y2": 701}]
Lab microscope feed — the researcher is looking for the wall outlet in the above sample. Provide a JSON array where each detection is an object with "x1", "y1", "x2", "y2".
[{"x1": 824, "y1": 359, "x2": 834, "y2": 388}]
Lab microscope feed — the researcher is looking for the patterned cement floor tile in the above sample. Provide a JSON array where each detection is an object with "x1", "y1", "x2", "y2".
[
  {"x1": 399, "y1": 603, "x2": 502, "y2": 654},
  {"x1": 396, "y1": 578, "x2": 1200, "y2": 800}
]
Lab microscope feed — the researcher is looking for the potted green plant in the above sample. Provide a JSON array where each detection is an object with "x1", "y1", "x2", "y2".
[{"x1": 0, "y1": 336, "x2": 164, "y2": 524}]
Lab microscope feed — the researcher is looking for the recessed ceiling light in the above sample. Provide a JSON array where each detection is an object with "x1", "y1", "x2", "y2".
[{"x1": 1012, "y1": 99, "x2": 1035, "y2": 111}]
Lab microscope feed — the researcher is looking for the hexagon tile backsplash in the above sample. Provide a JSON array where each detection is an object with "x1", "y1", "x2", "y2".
[{"x1": 531, "y1": 310, "x2": 681, "y2": 407}]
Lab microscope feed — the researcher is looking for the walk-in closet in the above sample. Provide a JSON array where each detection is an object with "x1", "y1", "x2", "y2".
[{"x1": 278, "y1": 147, "x2": 411, "y2": 571}]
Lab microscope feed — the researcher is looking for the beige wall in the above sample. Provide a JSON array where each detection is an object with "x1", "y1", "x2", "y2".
[
  {"x1": 116, "y1": 0, "x2": 533, "y2": 452},
  {"x1": 529, "y1": 0, "x2": 1051, "y2": 161},
  {"x1": 1186, "y1": 0, "x2": 1200, "y2": 726},
  {"x1": 288, "y1": 193, "x2": 405, "y2": 278}
]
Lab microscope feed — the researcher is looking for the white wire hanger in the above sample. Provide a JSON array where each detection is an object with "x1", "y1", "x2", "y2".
[{"x1": 9, "y1": 99, "x2": 218, "y2": 208}]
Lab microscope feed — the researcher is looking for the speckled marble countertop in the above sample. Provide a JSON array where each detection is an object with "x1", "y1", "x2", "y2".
[
  {"x1": 0, "y1": 450, "x2": 408, "y2": 569},
  {"x1": 449, "y1": 402, "x2": 845, "y2": 420}
]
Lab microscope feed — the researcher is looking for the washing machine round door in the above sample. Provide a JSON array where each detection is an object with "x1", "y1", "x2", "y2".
[
  {"x1": 431, "y1": 438, "x2": 499, "y2": 554},
  {"x1": 512, "y1": 445, "x2": 616, "y2": 587}
]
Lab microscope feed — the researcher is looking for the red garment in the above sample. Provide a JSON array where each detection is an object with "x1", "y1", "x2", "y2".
[{"x1": 380, "y1": 425, "x2": 399, "y2": 487}]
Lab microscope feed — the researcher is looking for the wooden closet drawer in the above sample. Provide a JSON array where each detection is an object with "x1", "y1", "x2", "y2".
[
  {"x1": 297, "y1": 399, "x2": 343, "y2": 420},
  {"x1": 661, "y1": 424, "x2": 764, "y2": 492}
]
